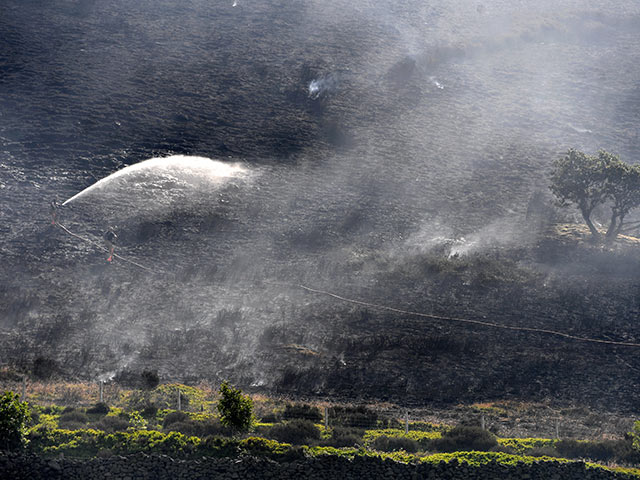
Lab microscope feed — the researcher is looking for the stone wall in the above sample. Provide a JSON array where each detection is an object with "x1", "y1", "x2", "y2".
[{"x1": 0, "y1": 452, "x2": 636, "y2": 480}]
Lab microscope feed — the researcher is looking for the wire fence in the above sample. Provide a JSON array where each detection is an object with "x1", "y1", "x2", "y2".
[{"x1": 0, "y1": 377, "x2": 635, "y2": 440}]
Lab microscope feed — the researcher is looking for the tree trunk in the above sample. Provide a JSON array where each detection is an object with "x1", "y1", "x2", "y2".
[
  {"x1": 614, "y1": 214, "x2": 627, "y2": 238},
  {"x1": 580, "y1": 207, "x2": 601, "y2": 239},
  {"x1": 605, "y1": 213, "x2": 619, "y2": 241}
]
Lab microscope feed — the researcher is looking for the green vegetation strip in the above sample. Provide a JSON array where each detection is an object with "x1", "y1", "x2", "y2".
[
  {"x1": 363, "y1": 428, "x2": 442, "y2": 446},
  {"x1": 497, "y1": 437, "x2": 556, "y2": 454},
  {"x1": 23, "y1": 428, "x2": 640, "y2": 477}
]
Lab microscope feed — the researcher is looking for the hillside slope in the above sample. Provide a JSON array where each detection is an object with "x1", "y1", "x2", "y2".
[{"x1": 2, "y1": 0, "x2": 640, "y2": 410}]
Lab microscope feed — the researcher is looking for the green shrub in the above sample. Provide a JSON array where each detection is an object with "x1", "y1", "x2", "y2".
[
  {"x1": 555, "y1": 438, "x2": 640, "y2": 464},
  {"x1": 217, "y1": 382, "x2": 253, "y2": 433},
  {"x1": 363, "y1": 428, "x2": 441, "y2": 449},
  {"x1": 199, "y1": 435, "x2": 240, "y2": 457},
  {"x1": 0, "y1": 391, "x2": 30, "y2": 450},
  {"x1": 497, "y1": 437, "x2": 555, "y2": 455},
  {"x1": 431, "y1": 426, "x2": 497, "y2": 452},
  {"x1": 196, "y1": 418, "x2": 228, "y2": 437},
  {"x1": 42, "y1": 405, "x2": 64, "y2": 415},
  {"x1": 141, "y1": 404, "x2": 158, "y2": 419},
  {"x1": 266, "y1": 419, "x2": 321, "y2": 445},
  {"x1": 86, "y1": 403, "x2": 110, "y2": 415},
  {"x1": 128, "y1": 411, "x2": 147, "y2": 429},
  {"x1": 92, "y1": 415, "x2": 130, "y2": 432},
  {"x1": 163, "y1": 411, "x2": 190, "y2": 428},
  {"x1": 165, "y1": 421, "x2": 197, "y2": 436},
  {"x1": 528, "y1": 446, "x2": 561, "y2": 458},
  {"x1": 371, "y1": 435, "x2": 420, "y2": 453},
  {"x1": 239, "y1": 437, "x2": 298, "y2": 458},
  {"x1": 58, "y1": 411, "x2": 89, "y2": 430},
  {"x1": 321, "y1": 427, "x2": 364, "y2": 448}
]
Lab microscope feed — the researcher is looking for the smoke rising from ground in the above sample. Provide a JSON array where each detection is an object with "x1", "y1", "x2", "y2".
[{"x1": 1, "y1": 0, "x2": 640, "y2": 398}]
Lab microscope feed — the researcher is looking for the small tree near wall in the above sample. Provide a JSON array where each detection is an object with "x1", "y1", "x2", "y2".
[
  {"x1": 0, "y1": 391, "x2": 30, "y2": 451},
  {"x1": 217, "y1": 381, "x2": 254, "y2": 433}
]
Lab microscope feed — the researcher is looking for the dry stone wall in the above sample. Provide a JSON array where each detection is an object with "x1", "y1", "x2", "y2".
[{"x1": 0, "y1": 452, "x2": 636, "y2": 480}]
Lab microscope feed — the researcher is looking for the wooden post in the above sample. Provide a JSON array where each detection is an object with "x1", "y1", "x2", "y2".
[
  {"x1": 404, "y1": 411, "x2": 409, "y2": 434},
  {"x1": 481, "y1": 415, "x2": 486, "y2": 430},
  {"x1": 324, "y1": 407, "x2": 328, "y2": 431},
  {"x1": 99, "y1": 381, "x2": 104, "y2": 403},
  {"x1": 178, "y1": 389, "x2": 182, "y2": 411},
  {"x1": 555, "y1": 420, "x2": 560, "y2": 439}
]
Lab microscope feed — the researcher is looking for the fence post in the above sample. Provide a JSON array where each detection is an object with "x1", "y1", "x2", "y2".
[
  {"x1": 404, "y1": 410, "x2": 409, "y2": 434},
  {"x1": 555, "y1": 420, "x2": 560, "y2": 439},
  {"x1": 324, "y1": 407, "x2": 328, "y2": 431},
  {"x1": 178, "y1": 389, "x2": 182, "y2": 411},
  {"x1": 481, "y1": 415, "x2": 486, "y2": 430},
  {"x1": 99, "y1": 381, "x2": 104, "y2": 403}
]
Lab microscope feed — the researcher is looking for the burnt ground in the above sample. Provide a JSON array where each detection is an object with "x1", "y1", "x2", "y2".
[{"x1": 2, "y1": 0, "x2": 640, "y2": 412}]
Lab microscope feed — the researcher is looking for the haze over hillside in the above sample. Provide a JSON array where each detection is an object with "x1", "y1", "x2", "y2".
[{"x1": 2, "y1": 0, "x2": 640, "y2": 409}]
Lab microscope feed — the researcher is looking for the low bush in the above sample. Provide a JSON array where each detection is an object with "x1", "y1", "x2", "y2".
[
  {"x1": 555, "y1": 438, "x2": 640, "y2": 464},
  {"x1": 141, "y1": 404, "x2": 158, "y2": 419},
  {"x1": 266, "y1": 419, "x2": 321, "y2": 445},
  {"x1": 41, "y1": 405, "x2": 64, "y2": 415},
  {"x1": 321, "y1": 427, "x2": 364, "y2": 448},
  {"x1": 58, "y1": 411, "x2": 89, "y2": 430},
  {"x1": 497, "y1": 437, "x2": 555, "y2": 455},
  {"x1": 363, "y1": 428, "x2": 441, "y2": 450},
  {"x1": 92, "y1": 415, "x2": 130, "y2": 432},
  {"x1": 239, "y1": 437, "x2": 294, "y2": 456},
  {"x1": 162, "y1": 411, "x2": 190, "y2": 428},
  {"x1": 431, "y1": 426, "x2": 498, "y2": 452},
  {"x1": 528, "y1": 446, "x2": 561, "y2": 458},
  {"x1": 196, "y1": 418, "x2": 228, "y2": 437},
  {"x1": 165, "y1": 421, "x2": 197, "y2": 436},
  {"x1": 371, "y1": 435, "x2": 420, "y2": 453},
  {"x1": 86, "y1": 403, "x2": 110, "y2": 415},
  {"x1": 161, "y1": 414, "x2": 228, "y2": 438}
]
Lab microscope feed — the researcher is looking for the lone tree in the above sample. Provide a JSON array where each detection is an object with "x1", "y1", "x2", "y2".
[
  {"x1": 550, "y1": 149, "x2": 640, "y2": 242},
  {"x1": 0, "y1": 391, "x2": 30, "y2": 451},
  {"x1": 217, "y1": 381, "x2": 253, "y2": 433}
]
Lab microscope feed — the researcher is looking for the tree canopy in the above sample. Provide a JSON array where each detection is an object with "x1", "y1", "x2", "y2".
[
  {"x1": 550, "y1": 149, "x2": 640, "y2": 241},
  {"x1": 217, "y1": 381, "x2": 254, "y2": 433},
  {"x1": 0, "y1": 391, "x2": 30, "y2": 450}
]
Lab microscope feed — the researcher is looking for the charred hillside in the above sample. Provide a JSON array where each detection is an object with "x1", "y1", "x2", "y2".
[{"x1": 2, "y1": 0, "x2": 640, "y2": 412}]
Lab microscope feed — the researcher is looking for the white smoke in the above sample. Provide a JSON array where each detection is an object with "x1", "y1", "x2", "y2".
[{"x1": 308, "y1": 73, "x2": 340, "y2": 99}]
